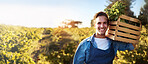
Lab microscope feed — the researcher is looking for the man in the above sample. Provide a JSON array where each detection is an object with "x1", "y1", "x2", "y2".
[{"x1": 73, "y1": 12, "x2": 134, "y2": 64}]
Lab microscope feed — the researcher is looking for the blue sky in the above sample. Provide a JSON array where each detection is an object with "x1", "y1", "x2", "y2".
[{"x1": 0, "y1": 0, "x2": 145, "y2": 28}]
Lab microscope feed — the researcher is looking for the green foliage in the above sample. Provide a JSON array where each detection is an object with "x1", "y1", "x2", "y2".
[
  {"x1": 0, "y1": 24, "x2": 44, "y2": 64},
  {"x1": 105, "y1": 1, "x2": 126, "y2": 21},
  {"x1": 105, "y1": 0, "x2": 135, "y2": 17}
]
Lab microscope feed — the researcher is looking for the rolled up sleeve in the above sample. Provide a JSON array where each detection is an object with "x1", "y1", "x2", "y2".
[{"x1": 116, "y1": 41, "x2": 134, "y2": 51}]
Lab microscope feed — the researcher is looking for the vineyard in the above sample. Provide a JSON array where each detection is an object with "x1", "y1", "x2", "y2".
[{"x1": 0, "y1": 24, "x2": 147, "y2": 64}]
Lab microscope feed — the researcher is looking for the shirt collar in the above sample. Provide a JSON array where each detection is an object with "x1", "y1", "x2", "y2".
[
  {"x1": 87, "y1": 33, "x2": 95, "y2": 42},
  {"x1": 87, "y1": 33, "x2": 112, "y2": 44}
]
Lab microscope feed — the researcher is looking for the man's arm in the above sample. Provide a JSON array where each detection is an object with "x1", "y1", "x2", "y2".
[
  {"x1": 115, "y1": 41, "x2": 135, "y2": 51},
  {"x1": 73, "y1": 41, "x2": 86, "y2": 64},
  {"x1": 132, "y1": 43, "x2": 136, "y2": 48}
]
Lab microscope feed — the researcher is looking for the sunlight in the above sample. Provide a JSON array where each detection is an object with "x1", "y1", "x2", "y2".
[{"x1": 0, "y1": 4, "x2": 80, "y2": 28}]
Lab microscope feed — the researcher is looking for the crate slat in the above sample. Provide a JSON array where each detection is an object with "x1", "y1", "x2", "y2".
[
  {"x1": 108, "y1": 30, "x2": 116, "y2": 34},
  {"x1": 108, "y1": 15, "x2": 141, "y2": 43},
  {"x1": 119, "y1": 15, "x2": 140, "y2": 23},
  {"x1": 110, "y1": 21, "x2": 117, "y2": 25},
  {"x1": 116, "y1": 37, "x2": 138, "y2": 43},
  {"x1": 117, "y1": 31, "x2": 139, "y2": 39},
  {"x1": 119, "y1": 22, "x2": 141, "y2": 31},
  {"x1": 118, "y1": 27, "x2": 140, "y2": 35},
  {"x1": 109, "y1": 26, "x2": 116, "y2": 29}
]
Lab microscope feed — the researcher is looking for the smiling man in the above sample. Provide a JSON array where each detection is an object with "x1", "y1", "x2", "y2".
[{"x1": 73, "y1": 12, "x2": 134, "y2": 64}]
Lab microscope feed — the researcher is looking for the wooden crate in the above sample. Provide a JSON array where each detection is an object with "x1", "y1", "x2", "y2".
[{"x1": 107, "y1": 15, "x2": 142, "y2": 43}]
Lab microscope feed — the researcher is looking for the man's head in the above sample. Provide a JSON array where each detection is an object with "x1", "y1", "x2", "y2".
[{"x1": 94, "y1": 12, "x2": 109, "y2": 35}]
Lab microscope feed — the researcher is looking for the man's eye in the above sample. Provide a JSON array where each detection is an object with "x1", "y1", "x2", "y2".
[
  {"x1": 97, "y1": 22, "x2": 101, "y2": 24},
  {"x1": 104, "y1": 22, "x2": 107, "y2": 24}
]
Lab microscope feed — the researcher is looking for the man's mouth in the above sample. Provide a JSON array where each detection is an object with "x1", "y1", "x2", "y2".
[{"x1": 100, "y1": 29, "x2": 105, "y2": 31}]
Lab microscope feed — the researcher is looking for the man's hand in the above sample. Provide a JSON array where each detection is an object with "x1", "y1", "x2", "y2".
[{"x1": 132, "y1": 43, "x2": 136, "y2": 48}]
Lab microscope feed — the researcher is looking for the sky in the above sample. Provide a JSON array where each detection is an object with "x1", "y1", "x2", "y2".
[{"x1": 0, "y1": 0, "x2": 145, "y2": 28}]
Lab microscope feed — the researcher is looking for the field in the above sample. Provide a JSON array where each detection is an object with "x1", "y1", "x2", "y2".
[{"x1": 0, "y1": 24, "x2": 147, "y2": 64}]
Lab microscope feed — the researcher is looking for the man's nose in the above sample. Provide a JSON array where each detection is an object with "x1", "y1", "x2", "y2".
[{"x1": 100, "y1": 24, "x2": 103, "y2": 27}]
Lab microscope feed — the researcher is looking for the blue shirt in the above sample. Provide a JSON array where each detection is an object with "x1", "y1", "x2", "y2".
[{"x1": 73, "y1": 34, "x2": 134, "y2": 64}]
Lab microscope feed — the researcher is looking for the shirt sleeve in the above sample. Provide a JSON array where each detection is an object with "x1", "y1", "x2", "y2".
[
  {"x1": 116, "y1": 41, "x2": 134, "y2": 51},
  {"x1": 73, "y1": 40, "x2": 87, "y2": 64}
]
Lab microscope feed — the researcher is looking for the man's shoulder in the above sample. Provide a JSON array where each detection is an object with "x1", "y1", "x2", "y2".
[
  {"x1": 79, "y1": 36, "x2": 91, "y2": 45},
  {"x1": 81, "y1": 36, "x2": 91, "y2": 43}
]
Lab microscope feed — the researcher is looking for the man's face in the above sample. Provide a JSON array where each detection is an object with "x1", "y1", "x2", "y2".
[{"x1": 95, "y1": 16, "x2": 108, "y2": 35}]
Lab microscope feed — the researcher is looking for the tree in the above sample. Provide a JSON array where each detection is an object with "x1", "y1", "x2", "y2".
[
  {"x1": 138, "y1": 0, "x2": 148, "y2": 25},
  {"x1": 105, "y1": 1, "x2": 127, "y2": 21},
  {"x1": 105, "y1": 0, "x2": 135, "y2": 17},
  {"x1": 61, "y1": 19, "x2": 82, "y2": 28}
]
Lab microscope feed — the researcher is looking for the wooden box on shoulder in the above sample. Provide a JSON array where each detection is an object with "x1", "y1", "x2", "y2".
[{"x1": 107, "y1": 15, "x2": 142, "y2": 43}]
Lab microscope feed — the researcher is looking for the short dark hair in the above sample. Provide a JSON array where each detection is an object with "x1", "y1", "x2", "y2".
[{"x1": 94, "y1": 12, "x2": 109, "y2": 25}]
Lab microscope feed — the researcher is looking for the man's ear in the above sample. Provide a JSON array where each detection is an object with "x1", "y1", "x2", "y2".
[{"x1": 93, "y1": 20, "x2": 96, "y2": 27}]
